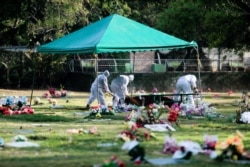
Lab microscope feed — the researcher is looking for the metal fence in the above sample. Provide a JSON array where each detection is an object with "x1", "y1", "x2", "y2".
[{"x1": 68, "y1": 58, "x2": 248, "y2": 73}]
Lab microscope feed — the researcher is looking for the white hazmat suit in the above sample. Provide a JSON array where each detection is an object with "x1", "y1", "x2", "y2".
[
  {"x1": 173, "y1": 74, "x2": 198, "y2": 105},
  {"x1": 110, "y1": 74, "x2": 134, "y2": 108},
  {"x1": 86, "y1": 70, "x2": 111, "y2": 107}
]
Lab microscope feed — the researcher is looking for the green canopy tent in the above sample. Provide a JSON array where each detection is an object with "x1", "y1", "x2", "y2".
[
  {"x1": 37, "y1": 14, "x2": 197, "y2": 54},
  {"x1": 36, "y1": 14, "x2": 200, "y2": 103}
]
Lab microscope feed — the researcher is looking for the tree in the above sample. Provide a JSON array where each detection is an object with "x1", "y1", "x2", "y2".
[
  {"x1": 126, "y1": 0, "x2": 169, "y2": 27},
  {"x1": 203, "y1": 0, "x2": 250, "y2": 50},
  {"x1": 0, "y1": 0, "x2": 90, "y2": 46},
  {"x1": 156, "y1": 0, "x2": 250, "y2": 50},
  {"x1": 0, "y1": 0, "x2": 134, "y2": 88}
]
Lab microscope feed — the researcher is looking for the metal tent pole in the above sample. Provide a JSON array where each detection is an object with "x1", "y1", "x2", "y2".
[
  {"x1": 95, "y1": 54, "x2": 99, "y2": 105},
  {"x1": 194, "y1": 47, "x2": 201, "y2": 89}
]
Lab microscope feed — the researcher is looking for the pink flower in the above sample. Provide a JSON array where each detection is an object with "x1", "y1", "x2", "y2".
[
  {"x1": 148, "y1": 103, "x2": 154, "y2": 108},
  {"x1": 55, "y1": 92, "x2": 61, "y2": 98},
  {"x1": 228, "y1": 90, "x2": 233, "y2": 96},
  {"x1": 89, "y1": 126, "x2": 97, "y2": 134},
  {"x1": 152, "y1": 87, "x2": 158, "y2": 93},
  {"x1": 61, "y1": 90, "x2": 67, "y2": 97},
  {"x1": 213, "y1": 94, "x2": 219, "y2": 98},
  {"x1": 43, "y1": 92, "x2": 49, "y2": 98}
]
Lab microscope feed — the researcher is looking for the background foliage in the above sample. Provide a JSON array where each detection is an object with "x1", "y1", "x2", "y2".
[{"x1": 0, "y1": 0, "x2": 249, "y2": 89}]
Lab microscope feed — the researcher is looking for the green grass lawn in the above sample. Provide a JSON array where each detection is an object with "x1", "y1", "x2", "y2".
[{"x1": 0, "y1": 90, "x2": 249, "y2": 167}]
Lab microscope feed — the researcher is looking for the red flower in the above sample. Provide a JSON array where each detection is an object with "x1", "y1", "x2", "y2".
[
  {"x1": 144, "y1": 131, "x2": 150, "y2": 140},
  {"x1": 48, "y1": 87, "x2": 56, "y2": 95},
  {"x1": 168, "y1": 108, "x2": 179, "y2": 122}
]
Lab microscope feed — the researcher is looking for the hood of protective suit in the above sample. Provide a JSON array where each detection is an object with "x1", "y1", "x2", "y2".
[
  {"x1": 128, "y1": 75, "x2": 134, "y2": 81},
  {"x1": 103, "y1": 70, "x2": 110, "y2": 77}
]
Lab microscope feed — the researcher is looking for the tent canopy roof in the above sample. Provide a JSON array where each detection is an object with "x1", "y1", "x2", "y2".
[{"x1": 37, "y1": 14, "x2": 197, "y2": 54}]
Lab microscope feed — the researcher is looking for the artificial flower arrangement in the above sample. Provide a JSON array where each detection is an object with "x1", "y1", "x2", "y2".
[
  {"x1": 179, "y1": 98, "x2": 218, "y2": 118},
  {"x1": 124, "y1": 103, "x2": 179, "y2": 131},
  {"x1": 43, "y1": 86, "x2": 67, "y2": 98},
  {"x1": 239, "y1": 112, "x2": 250, "y2": 123},
  {"x1": 124, "y1": 96, "x2": 218, "y2": 126},
  {"x1": 162, "y1": 135, "x2": 179, "y2": 154},
  {"x1": 94, "y1": 155, "x2": 125, "y2": 167},
  {"x1": 162, "y1": 134, "x2": 202, "y2": 160},
  {"x1": 89, "y1": 105, "x2": 115, "y2": 117},
  {"x1": 121, "y1": 104, "x2": 139, "y2": 112},
  {"x1": 228, "y1": 90, "x2": 233, "y2": 96},
  {"x1": 0, "y1": 96, "x2": 34, "y2": 115},
  {"x1": 152, "y1": 87, "x2": 158, "y2": 93},
  {"x1": 235, "y1": 91, "x2": 250, "y2": 124},
  {"x1": 146, "y1": 108, "x2": 158, "y2": 124},
  {"x1": 172, "y1": 140, "x2": 202, "y2": 160},
  {"x1": 125, "y1": 110, "x2": 139, "y2": 123},
  {"x1": 125, "y1": 104, "x2": 159, "y2": 126},
  {"x1": 202, "y1": 134, "x2": 218, "y2": 155},
  {"x1": 0, "y1": 96, "x2": 28, "y2": 107},
  {"x1": 116, "y1": 121, "x2": 157, "y2": 142},
  {"x1": 180, "y1": 103, "x2": 203, "y2": 116},
  {"x1": 0, "y1": 105, "x2": 34, "y2": 115},
  {"x1": 161, "y1": 131, "x2": 250, "y2": 162},
  {"x1": 117, "y1": 116, "x2": 152, "y2": 165},
  {"x1": 210, "y1": 131, "x2": 250, "y2": 161},
  {"x1": 167, "y1": 103, "x2": 180, "y2": 125},
  {"x1": 122, "y1": 97, "x2": 195, "y2": 130}
]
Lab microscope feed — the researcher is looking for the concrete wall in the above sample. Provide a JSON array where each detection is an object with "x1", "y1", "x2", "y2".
[{"x1": 130, "y1": 51, "x2": 154, "y2": 73}]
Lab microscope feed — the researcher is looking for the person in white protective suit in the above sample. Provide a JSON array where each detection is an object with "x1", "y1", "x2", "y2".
[
  {"x1": 86, "y1": 70, "x2": 111, "y2": 108},
  {"x1": 110, "y1": 74, "x2": 134, "y2": 108},
  {"x1": 173, "y1": 74, "x2": 199, "y2": 105}
]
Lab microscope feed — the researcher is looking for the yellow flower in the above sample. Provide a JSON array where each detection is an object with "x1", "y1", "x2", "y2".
[{"x1": 215, "y1": 141, "x2": 228, "y2": 150}]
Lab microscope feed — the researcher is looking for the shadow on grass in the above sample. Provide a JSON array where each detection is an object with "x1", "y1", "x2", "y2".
[
  {"x1": 0, "y1": 114, "x2": 75, "y2": 122},
  {"x1": 83, "y1": 114, "x2": 126, "y2": 120},
  {"x1": 32, "y1": 106, "x2": 89, "y2": 111}
]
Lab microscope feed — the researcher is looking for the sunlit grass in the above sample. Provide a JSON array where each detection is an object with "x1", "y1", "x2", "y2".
[{"x1": 0, "y1": 89, "x2": 249, "y2": 167}]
